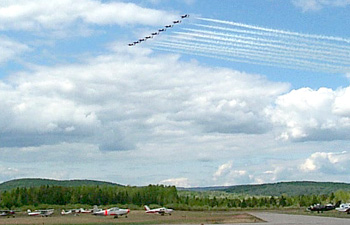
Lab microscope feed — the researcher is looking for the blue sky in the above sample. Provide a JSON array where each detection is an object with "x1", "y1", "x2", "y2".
[{"x1": 1, "y1": 0, "x2": 350, "y2": 187}]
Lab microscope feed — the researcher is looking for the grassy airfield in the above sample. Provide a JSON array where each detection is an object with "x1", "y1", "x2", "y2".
[{"x1": 0, "y1": 210, "x2": 264, "y2": 225}]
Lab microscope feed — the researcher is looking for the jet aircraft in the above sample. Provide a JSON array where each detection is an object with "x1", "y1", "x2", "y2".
[
  {"x1": 144, "y1": 205, "x2": 173, "y2": 215},
  {"x1": 92, "y1": 206, "x2": 130, "y2": 218},
  {"x1": 128, "y1": 14, "x2": 189, "y2": 46},
  {"x1": 27, "y1": 209, "x2": 54, "y2": 217},
  {"x1": 0, "y1": 210, "x2": 15, "y2": 217}
]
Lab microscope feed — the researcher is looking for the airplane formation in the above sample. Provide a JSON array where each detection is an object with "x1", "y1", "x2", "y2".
[{"x1": 128, "y1": 14, "x2": 189, "y2": 47}]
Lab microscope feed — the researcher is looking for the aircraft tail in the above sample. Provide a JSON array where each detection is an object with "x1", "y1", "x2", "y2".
[
  {"x1": 93, "y1": 205, "x2": 99, "y2": 213},
  {"x1": 335, "y1": 200, "x2": 342, "y2": 208},
  {"x1": 144, "y1": 205, "x2": 151, "y2": 212}
]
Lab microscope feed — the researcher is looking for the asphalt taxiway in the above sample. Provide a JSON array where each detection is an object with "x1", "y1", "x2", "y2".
[{"x1": 246, "y1": 212, "x2": 350, "y2": 225}]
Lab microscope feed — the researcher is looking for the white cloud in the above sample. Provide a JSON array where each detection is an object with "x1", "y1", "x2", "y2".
[
  {"x1": 159, "y1": 177, "x2": 191, "y2": 187},
  {"x1": 0, "y1": 46, "x2": 289, "y2": 150},
  {"x1": 212, "y1": 161, "x2": 254, "y2": 185},
  {"x1": 0, "y1": 0, "x2": 177, "y2": 32},
  {"x1": 266, "y1": 87, "x2": 350, "y2": 141},
  {"x1": 292, "y1": 0, "x2": 350, "y2": 12},
  {"x1": 0, "y1": 36, "x2": 30, "y2": 64},
  {"x1": 300, "y1": 151, "x2": 349, "y2": 174},
  {"x1": 213, "y1": 161, "x2": 232, "y2": 180}
]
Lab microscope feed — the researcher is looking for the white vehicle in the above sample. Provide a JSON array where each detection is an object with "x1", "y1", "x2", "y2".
[
  {"x1": 336, "y1": 203, "x2": 350, "y2": 214},
  {"x1": 144, "y1": 205, "x2": 173, "y2": 215},
  {"x1": 92, "y1": 206, "x2": 130, "y2": 218},
  {"x1": 27, "y1": 209, "x2": 54, "y2": 217}
]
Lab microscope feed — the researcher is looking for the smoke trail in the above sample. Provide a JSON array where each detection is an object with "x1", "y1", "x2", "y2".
[
  {"x1": 148, "y1": 17, "x2": 350, "y2": 73},
  {"x1": 171, "y1": 31, "x2": 350, "y2": 66},
  {"x1": 198, "y1": 17, "x2": 350, "y2": 44},
  {"x1": 153, "y1": 40, "x2": 345, "y2": 73},
  {"x1": 192, "y1": 23, "x2": 350, "y2": 53},
  {"x1": 181, "y1": 27, "x2": 350, "y2": 59}
]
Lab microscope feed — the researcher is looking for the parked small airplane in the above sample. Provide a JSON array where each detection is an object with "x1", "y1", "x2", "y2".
[
  {"x1": 61, "y1": 209, "x2": 73, "y2": 215},
  {"x1": 61, "y1": 208, "x2": 92, "y2": 215},
  {"x1": 144, "y1": 205, "x2": 173, "y2": 215},
  {"x1": 0, "y1": 210, "x2": 15, "y2": 217},
  {"x1": 307, "y1": 203, "x2": 336, "y2": 213},
  {"x1": 336, "y1": 203, "x2": 350, "y2": 214},
  {"x1": 27, "y1": 209, "x2": 54, "y2": 217},
  {"x1": 92, "y1": 206, "x2": 130, "y2": 218}
]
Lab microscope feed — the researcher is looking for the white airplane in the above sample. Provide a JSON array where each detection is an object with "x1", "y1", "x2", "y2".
[
  {"x1": 92, "y1": 206, "x2": 130, "y2": 218},
  {"x1": 0, "y1": 210, "x2": 15, "y2": 217},
  {"x1": 144, "y1": 205, "x2": 173, "y2": 215},
  {"x1": 27, "y1": 209, "x2": 54, "y2": 217},
  {"x1": 61, "y1": 207, "x2": 92, "y2": 215},
  {"x1": 77, "y1": 208, "x2": 92, "y2": 213},
  {"x1": 336, "y1": 203, "x2": 350, "y2": 213},
  {"x1": 61, "y1": 209, "x2": 73, "y2": 215}
]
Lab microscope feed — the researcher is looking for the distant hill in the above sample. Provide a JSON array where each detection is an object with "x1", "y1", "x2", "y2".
[
  {"x1": 0, "y1": 178, "x2": 121, "y2": 191},
  {"x1": 183, "y1": 181, "x2": 350, "y2": 196}
]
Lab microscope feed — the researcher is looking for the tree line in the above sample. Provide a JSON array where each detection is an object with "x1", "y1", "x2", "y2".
[{"x1": 1, "y1": 184, "x2": 350, "y2": 210}]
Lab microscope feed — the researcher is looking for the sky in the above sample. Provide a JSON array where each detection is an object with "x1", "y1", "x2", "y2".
[{"x1": 1, "y1": 0, "x2": 350, "y2": 187}]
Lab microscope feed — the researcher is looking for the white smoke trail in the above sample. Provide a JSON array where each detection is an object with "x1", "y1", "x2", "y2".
[
  {"x1": 198, "y1": 17, "x2": 350, "y2": 44},
  {"x1": 152, "y1": 43, "x2": 338, "y2": 73},
  {"x1": 153, "y1": 40, "x2": 345, "y2": 73},
  {"x1": 171, "y1": 31, "x2": 350, "y2": 65},
  {"x1": 149, "y1": 17, "x2": 350, "y2": 73},
  {"x1": 192, "y1": 23, "x2": 350, "y2": 53},
  {"x1": 181, "y1": 28, "x2": 350, "y2": 60}
]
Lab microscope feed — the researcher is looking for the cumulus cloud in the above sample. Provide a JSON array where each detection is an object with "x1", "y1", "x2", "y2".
[
  {"x1": 211, "y1": 151, "x2": 350, "y2": 186},
  {"x1": 0, "y1": 46, "x2": 289, "y2": 150},
  {"x1": 159, "y1": 177, "x2": 191, "y2": 187},
  {"x1": 292, "y1": 0, "x2": 350, "y2": 12},
  {"x1": 213, "y1": 161, "x2": 254, "y2": 185},
  {"x1": 0, "y1": 36, "x2": 30, "y2": 64},
  {"x1": 0, "y1": 0, "x2": 177, "y2": 32},
  {"x1": 213, "y1": 161, "x2": 232, "y2": 180},
  {"x1": 266, "y1": 87, "x2": 350, "y2": 142},
  {"x1": 300, "y1": 151, "x2": 349, "y2": 174}
]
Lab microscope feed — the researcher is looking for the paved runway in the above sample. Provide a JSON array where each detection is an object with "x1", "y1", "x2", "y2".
[{"x1": 246, "y1": 212, "x2": 350, "y2": 225}]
